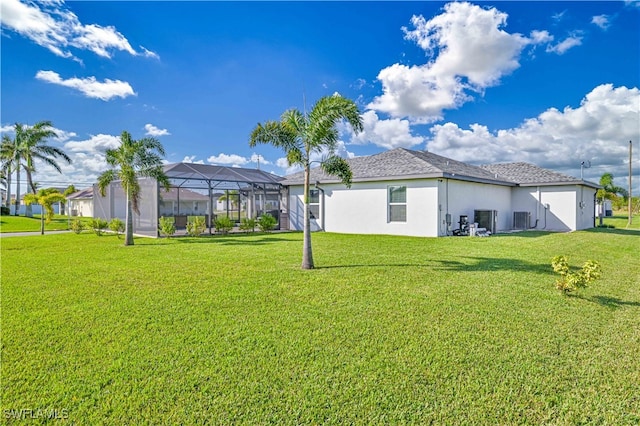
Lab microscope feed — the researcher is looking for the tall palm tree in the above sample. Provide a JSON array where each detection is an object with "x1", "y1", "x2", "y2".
[
  {"x1": 249, "y1": 94, "x2": 363, "y2": 269},
  {"x1": 1, "y1": 122, "x2": 71, "y2": 216},
  {"x1": 0, "y1": 135, "x2": 16, "y2": 210},
  {"x1": 97, "y1": 131, "x2": 170, "y2": 246},
  {"x1": 17, "y1": 121, "x2": 71, "y2": 217},
  {"x1": 24, "y1": 188, "x2": 66, "y2": 235}
]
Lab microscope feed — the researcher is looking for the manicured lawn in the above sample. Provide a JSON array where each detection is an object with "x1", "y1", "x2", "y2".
[
  {"x1": 2, "y1": 230, "x2": 639, "y2": 423},
  {"x1": 0, "y1": 214, "x2": 90, "y2": 233},
  {"x1": 602, "y1": 211, "x2": 640, "y2": 230}
]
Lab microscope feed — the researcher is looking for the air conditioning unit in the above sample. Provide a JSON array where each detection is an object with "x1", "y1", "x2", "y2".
[
  {"x1": 513, "y1": 211, "x2": 530, "y2": 230},
  {"x1": 474, "y1": 210, "x2": 497, "y2": 234}
]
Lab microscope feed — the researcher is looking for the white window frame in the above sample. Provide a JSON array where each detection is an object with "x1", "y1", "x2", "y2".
[{"x1": 388, "y1": 185, "x2": 407, "y2": 222}]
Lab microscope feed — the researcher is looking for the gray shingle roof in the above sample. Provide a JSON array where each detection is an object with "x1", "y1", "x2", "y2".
[
  {"x1": 481, "y1": 162, "x2": 599, "y2": 188},
  {"x1": 281, "y1": 148, "x2": 599, "y2": 188},
  {"x1": 280, "y1": 148, "x2": 508, "y2": 186}
]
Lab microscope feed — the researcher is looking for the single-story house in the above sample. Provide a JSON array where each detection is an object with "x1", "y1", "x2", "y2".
[
  {"x1": 67, "y1": 187, "x2": 94, "y2": 217},
  {"x1": 281, "y1": 148, "x2": 600, "y2": 237}
]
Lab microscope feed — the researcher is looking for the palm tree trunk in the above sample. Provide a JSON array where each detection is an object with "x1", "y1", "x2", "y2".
[
  {"x1": 301, "y1": 165, "x2": 314, "y2": 269},
  {"x1": 25, "y1": 166, "x2": 34, "y2": 217},
  {"x1": 14, "y1": 163, "x2": 20, "y2": 216},
  {"x1": 40, "y1": 206, "x2": 45, "y2": 235},
  {"x1": 125, "y1": 188, "x2": 134, "y2": 246},
  {"x1": 4, "y1": 166, "x2": 12, "y2": 209}
]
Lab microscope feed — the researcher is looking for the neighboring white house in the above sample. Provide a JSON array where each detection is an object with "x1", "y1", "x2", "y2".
[
  {"x1": 281, "y1": 148, "x2": 600, "y2": 237},
  {"x1": 67, "y1": 187, "x2": 94, "y2": 217}
]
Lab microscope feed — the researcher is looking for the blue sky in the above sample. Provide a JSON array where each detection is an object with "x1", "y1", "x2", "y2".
[{"x1": 2, "y1": 1, "x2": 639, "y2": 191}]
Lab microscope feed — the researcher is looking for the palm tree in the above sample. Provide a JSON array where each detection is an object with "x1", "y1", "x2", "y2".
[
  {"x1": 17, "y1": 121, "x2": 71, "y2": 217},
  {"x1": 97, "y1": 131, "x2": 170, "y2": 246},
  {"x1": 249, "y1": 94, "x2": 363, "y2": 269},
  {"x1": 23, "y1": 188, "x2": 66, "y2": 235},
  {"x1": 596, "y1": 172, "x2": 628, "y2": 225},
  {"x1": 1, "y1": 133, "x2": 19, "y2": 213},
  {"x1": 1, "y1": 122, "x2": 71, "y2": 216}
]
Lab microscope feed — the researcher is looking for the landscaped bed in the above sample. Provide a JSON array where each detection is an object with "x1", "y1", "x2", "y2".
[{"x1": 2, "y1": 229, "x2": 639, "y2": 423}]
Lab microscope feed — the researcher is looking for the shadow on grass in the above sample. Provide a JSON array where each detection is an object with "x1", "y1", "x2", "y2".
[
  {"x1": 567, "y1": 293, "x2": 640, "y2": 309},
  {"x1": 169, "y1": 233, "x2": 293, "y2": 246},
  {"x1": 319, "y1": 256, "x2": 552, "y2": 275},
  {"x1": 584, "y1": 227, "x2": 640, "y2": 236}
]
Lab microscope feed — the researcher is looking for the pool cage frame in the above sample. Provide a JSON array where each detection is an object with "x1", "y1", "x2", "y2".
[{"x1": 93, "y1": 162, "x2": 286, "y2": 237}]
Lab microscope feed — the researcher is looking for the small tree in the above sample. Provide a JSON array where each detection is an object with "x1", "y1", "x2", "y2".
[
  {"x1": 158, "y1": 216, "x2": 176, "y2": 238},
  {"x1": 551, "y1": 255, "x2": 602, "y2": 293},
  {"x1": 214, "y1": 215, "x2": 234, "y2": 234},
  {"x1": 71, "y1": 217, "x2": 84, "y2": 234},
  {"x1": 109, "y1": 218, "x2": 125, "y2": 238},
  {"x1": 186, "y1": 216, "x2": 206, "y2": 236},
  {"x1": 89, "y1": 218, "x2": 108, "y2": 236},
  {"x1": 23, "y1": 188, "x2": 65, "y2": 235},
  {"x1": 239, "y1": 217, "x2": 256, "y2": 233},
  {"x1": 257, "y1": 213, "x2": 277, "y2": 233}
]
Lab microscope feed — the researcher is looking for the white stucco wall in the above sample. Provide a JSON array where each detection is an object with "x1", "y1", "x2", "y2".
[
  {"x1": 288, "y1": 179, "x2": 440, "y2": 237},
  {"x1": 443, "y1": 179, "x2": 512, "y2": 233},
  {"x1": 69, "y1": 199, "x2": 93, "y2": 217},
  {"x1": 511, "y1": 185, "x2": 595, "y2": 231}
]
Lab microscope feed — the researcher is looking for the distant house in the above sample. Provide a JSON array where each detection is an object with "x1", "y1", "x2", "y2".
[
  {"x1": 67, "y1": 187, "x2": 94, "y2": 217},
  {"x1": 281, "y1": 148, "x2": 599, "y2": 237}
]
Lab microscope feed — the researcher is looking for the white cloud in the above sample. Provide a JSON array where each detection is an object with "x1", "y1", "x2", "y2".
[
  {"x1": 529, "y1": 30, "x2": 553, "y2": 44},
  {"x1": 591, "y1": 14, "x2": 611, "y2": 30},
  {"x1": 250, "y1": 153, "x2": 271, "y2": 166},
  {"x1": 64, "y1": 134, "x2": 120, "y2": 153},
  {"x1": 347, "y1": 111, "x2": 424, "y2": 149},
  {"x1": 182, "y1": 155, "x2": 204, "y2": 164},
  {"x1": 426, "y1": 85, "x2": 640, "y2": 180},
  {"x1": 144, "y1": 124, "x2": 170, "y2": 137},
  {"x1": 369, "y1": 2, "x2": 537, "y2": 123},
  {"x1": 0, "y1": 0, "x2": 153, "y2": 60},
  {"x1": 207, "y1": 153, "x2": 249, "y2": 166},
  {"x1": 546, "y1": 34, "x2": 583, "y2": 55},
  {"x1": 36, "y1": 70, "x2": 136, "y2": 101},
  {"x1": 140, "y1": 46, "x2": 160, "y2": 59}
]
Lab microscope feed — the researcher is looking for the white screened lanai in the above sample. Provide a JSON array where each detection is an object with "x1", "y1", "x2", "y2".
[{"x1": 93, "y1": 162, "x2": 285, "y2": 237}]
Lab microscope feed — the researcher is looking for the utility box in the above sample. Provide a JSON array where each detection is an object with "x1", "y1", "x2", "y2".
[
  {"x1": 513, "y1": 211, "x2": 530, "y2": 230},
  {"x1": 474, "y1": 210, "x2": 497, "y2": 234}
]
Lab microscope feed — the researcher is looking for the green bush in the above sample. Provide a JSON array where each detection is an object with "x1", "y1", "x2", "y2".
[
  {"x1": 109, "y1": 218, "x2": 125, "y2": 238},
  {"x1": 214, "y1": 216, "x2": 234, "y2": 234},
  {"x1": 239, "y1": 217, "x2": 256, "y2": 233},
  {"x1": 551, "y1": 255, "x2": 602, "y2": 293},
  {"x1": 89, "y1": 218, "x2": 108, "y2": 236},
  {"x1": 0, "y1": 206, "x2": 9, "y2": 215},
  {"x1": 158, "y1": 216, "x2": 176, "y2": 238},
  {"x1": 257, "y1": 213, "x2": 277, "y2": 233},
  {"x1": 186, "y1": 216, "x2": 206, "y2": 237},
  {"x1": 71, "y1": 217, "x2": 84, "y2": 234}
]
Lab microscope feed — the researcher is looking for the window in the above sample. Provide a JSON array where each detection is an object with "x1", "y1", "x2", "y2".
[
  {"x1": 388, "y1": 185, "x2": 406, "y2": 222},
  {"x1": 309, "y1": 189, "x2": 320, "y2": 219}
]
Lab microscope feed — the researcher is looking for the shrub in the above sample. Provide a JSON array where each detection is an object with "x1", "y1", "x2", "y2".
[
  {"x1": 551, "y1": 255, "x2": 602, "y2": 293},
  {"x1": 257, "y1": 213, "x2": 277, "y2": 233},
  {"x1": 214, "y1": 216, "x2": 234, "y2": 234},
  {"x1": 186, "y1": 216, "x2": 206, "y2": 237},
  {"x1": 158, "y1": 216, "x2": 176, "y2": 238},
  {"x1": 0, "y1": 206, "x2": 9, "y2": 216},
  {"x1": 109, "y1": 218, "x2": 125, "y2": 238},
  {"x1": 239, "y1": 217, "x2": 256, "y2": 233},
  {"x1": 71, "y1": 218, "x2": 84, "y2": 234},
  {"x1": 89, "y1": 218, "x2": 108, "y2": 236}
]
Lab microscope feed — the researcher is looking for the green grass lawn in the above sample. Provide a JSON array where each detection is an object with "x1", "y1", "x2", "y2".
[
  {"x1": 602, "y1": 211, "x2": 640, "y2": 230},
  {"x1": 0, "y1": 214, "x2": 92, "y2": 233},
  {"x1": 2, "y1": 230, "x2": 639, "y2": 423}
]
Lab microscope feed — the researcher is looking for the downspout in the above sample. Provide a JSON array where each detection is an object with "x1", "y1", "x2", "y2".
[
  {"x1": 315, "y1": 181, "x2": 325, "y2": 231},
  {"x1": 530, "y1": 186, "x2": 541, "y2": 229}
]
